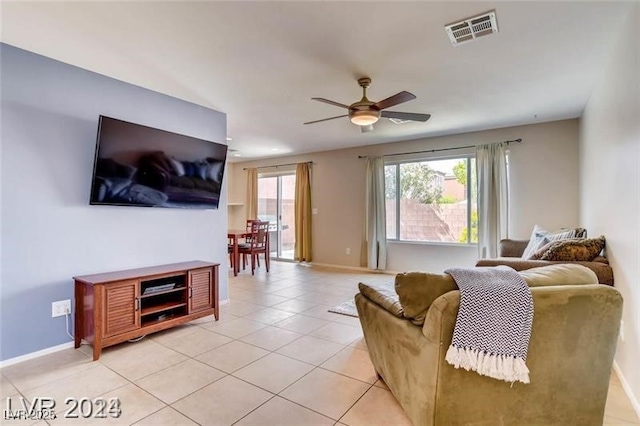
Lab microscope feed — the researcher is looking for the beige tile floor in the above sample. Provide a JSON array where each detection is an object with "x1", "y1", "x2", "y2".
[{"x1": 1, "y1": 261, "x2": 638, "y2": 425}]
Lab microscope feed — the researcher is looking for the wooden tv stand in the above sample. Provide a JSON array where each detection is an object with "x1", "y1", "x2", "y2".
[{"x1": 74, "y1": 261, "x2": 219, "y2": 360}]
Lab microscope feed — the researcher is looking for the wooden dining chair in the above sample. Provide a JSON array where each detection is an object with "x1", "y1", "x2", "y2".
[
  {"x1": 227, "y1": 236, "x2": 235, "y2": 269},
  {"x1": 239, "y1": 221, "x2": 270, "y2": 275},
  {"x1": 241, "y1": 219, "x2": 259, "y2": 267}
]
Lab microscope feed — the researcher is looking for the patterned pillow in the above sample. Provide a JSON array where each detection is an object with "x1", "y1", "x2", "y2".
[
  {"x1": 521, "y1": 225, "x2": 587, "y2": 259},
  {"x1": 531, "y1": 236, "x2": 605, "y2": 261}
]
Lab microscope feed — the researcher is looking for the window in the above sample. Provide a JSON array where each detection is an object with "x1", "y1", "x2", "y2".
[{"x1": 385, "y1": 157, "x2": 477, "y2": 244}]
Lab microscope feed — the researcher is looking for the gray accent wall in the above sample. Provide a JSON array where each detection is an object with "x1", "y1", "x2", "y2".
[{"x1": 0, "y1": 43, "x2": 228, "y2": 361}]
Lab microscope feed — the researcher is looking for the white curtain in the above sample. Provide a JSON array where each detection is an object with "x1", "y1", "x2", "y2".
[
  {"x1": 365, "y1": 156, "x2": 387, "y2": 270},
  {"x1": 476, "y1": 142, "x2": 509, "y2": 258}
]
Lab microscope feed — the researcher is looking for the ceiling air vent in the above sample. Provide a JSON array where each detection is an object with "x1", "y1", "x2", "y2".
[{"x1": 445, "y1": 10, "x2": 498, "y2": 46}]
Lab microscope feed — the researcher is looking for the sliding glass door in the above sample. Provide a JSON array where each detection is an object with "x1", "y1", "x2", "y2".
[{"x1": 258, "y1": 173, "x2": 295, "y2": 260}]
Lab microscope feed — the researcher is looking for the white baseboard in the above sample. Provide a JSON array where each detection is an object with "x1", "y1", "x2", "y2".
[
  {"x1": 613, "y1": 361, "x2": 640, "y2": 418},
  {"x1": 1, "y1": 300, "x2": 230, "y2": 368},
  {"x1": 309, "y1": 262, "x2": 394, "y2": 275},
  {"x1": 0, "y1": 341, "x2": 75, "y2": 368}
]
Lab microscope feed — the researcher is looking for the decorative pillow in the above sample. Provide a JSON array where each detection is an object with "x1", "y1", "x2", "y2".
[
  {"x1": 532, "y1": 236, "x2": 605, "y2": 262},
  {"x1": 521, "y1": 226, "x2": 550, "y2": 259},
  {"x1": 168, "y1": 157, "x2": 185, "y2": 176},
  {"x1": 521, "y1": 225, "x2": 587, "y2": 259}
]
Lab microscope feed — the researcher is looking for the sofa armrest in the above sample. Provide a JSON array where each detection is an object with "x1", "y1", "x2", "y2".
[
  {"x1": 358, "y1": 282, "x2": 404, "y2": 318},
  {"x1": 499, "y1": 239, "x2": 529, "y2": 257},
  {"x1": 422, "y1": 290, "x2": 460, "y2": 343},
  {"x1": 477, "y1": 257, "x2": 548, "y2": 270}
]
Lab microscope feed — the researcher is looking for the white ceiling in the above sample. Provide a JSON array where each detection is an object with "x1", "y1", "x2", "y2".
[{"x1": 1, "y1": 1, "x2": 633, "y2": 160}]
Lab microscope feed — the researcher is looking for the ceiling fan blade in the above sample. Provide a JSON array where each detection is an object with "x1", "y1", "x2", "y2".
[
  {"x1": 303, "y1": 114, "x2": 348, "y2": 125},
  {"x1": 360, "y1": 124, "x2": 374, "y2": 133},
  {"x1": 374, "y1": 91, "x2": 416, "y2": 110},
  {"x1": 381, "y1": 111, "x2": 431, "y2": 122},
  {"x1": 311, "y1": 98, "x2": 350, "y2": 109}
]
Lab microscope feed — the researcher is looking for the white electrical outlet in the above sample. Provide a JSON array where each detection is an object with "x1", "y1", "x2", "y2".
[
  {"x1": 346, "y1": 248, "x2": 351, "y2": 255},
  {"x1": 620, "y1": 320, "x2": 625, "y2": 342},
  {"x1": 52, "y1": 299, "x2": 71, "y2": 318}
]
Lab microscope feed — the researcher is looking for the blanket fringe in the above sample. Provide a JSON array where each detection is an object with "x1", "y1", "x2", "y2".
[{"x1": 446, "y1": 345, "x2": 530, "y2": 384}]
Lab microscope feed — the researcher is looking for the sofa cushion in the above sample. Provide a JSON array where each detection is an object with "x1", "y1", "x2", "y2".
[
  {"x1": 358, "y1": 282, "x2": 404, "y2": 318},
  {"x1": 395, "y1": 272, "x2": 458, "y2": 325},
  {"x1": 518, "y1": 264, "x2": 598, "y2": 287},
  {"x1": 532, "y1": 237, "x2": 606, "y2": 262}
]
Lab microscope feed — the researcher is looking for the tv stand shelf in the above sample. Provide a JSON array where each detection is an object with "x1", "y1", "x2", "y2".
[
  {"x1": 74, "y1": 261, "x2": 219, "y2": 360},
  {"x1": 141, "y1": 301, "x2": 187, "y2": 316},
  {"x1": 140, "y1": 287, "x2": 185, "y2": 298}
]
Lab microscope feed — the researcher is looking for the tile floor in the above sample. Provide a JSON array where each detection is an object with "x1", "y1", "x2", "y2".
[{"x1": 1, "y1": 261, "x2": 638, "y2": 425}]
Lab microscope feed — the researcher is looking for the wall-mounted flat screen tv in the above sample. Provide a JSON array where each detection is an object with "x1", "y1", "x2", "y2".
[{"x1": 90, "y1": 116, "x2": 227, "y2": 209}]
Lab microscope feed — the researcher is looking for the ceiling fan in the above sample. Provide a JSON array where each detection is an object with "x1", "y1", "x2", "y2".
[{"x1": 304, "y1": 77, "x2": 431, "y2": 133}]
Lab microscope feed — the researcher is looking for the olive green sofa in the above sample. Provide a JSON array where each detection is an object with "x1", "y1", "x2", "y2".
[{"x1": 355, "y1": 265, "x2": 622, "y2": 426}]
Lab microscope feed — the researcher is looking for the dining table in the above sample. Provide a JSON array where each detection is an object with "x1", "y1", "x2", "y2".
[{"x1": 227, "y1": 229, "x2": 249, "y2": 277}]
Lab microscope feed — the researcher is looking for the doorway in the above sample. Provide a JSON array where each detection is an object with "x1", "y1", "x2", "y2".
[{"x1": 258, "y1": 173, "x2": 296, "y2": 260}]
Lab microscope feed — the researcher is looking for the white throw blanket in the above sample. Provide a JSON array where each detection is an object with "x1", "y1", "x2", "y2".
[{"x1": 444, "y1": 266, "x2": 534, "y2": 384}]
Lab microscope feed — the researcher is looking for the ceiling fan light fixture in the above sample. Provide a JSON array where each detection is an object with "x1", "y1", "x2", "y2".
[
  {"x1": 350, "y1": 110, "x2": 380, "y2": 126},
  {"x1": 305, "y1": 77, "x2": 430, "y2": 129}
]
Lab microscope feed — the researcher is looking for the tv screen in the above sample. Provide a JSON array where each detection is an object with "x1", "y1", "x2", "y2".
[{"x1": 90, "y1": 116, "x2": 227, "y2": 209}]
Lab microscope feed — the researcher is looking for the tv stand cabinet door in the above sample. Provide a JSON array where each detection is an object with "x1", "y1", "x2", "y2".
[
  {"x1": 103, "y1": 280, "x2": 141, "y2": 337},
  {"x1": 188, "y1": 267, "x2": 214, "y2": 313}
]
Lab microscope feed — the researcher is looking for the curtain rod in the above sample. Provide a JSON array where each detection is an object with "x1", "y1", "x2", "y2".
[
  {"x1": 243, "y1": 161, "x2": 312, "y2": 171},
  {"x1": 357, "y1": 138, "x2": 522, "y2": 159}
]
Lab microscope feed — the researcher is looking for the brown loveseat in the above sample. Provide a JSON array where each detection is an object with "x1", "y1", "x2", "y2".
[
  {"x1": 475, "y1": 238, "x2": 614, "y2": 286},
  {"x1": 355, "y1": 264, "x2": 622, "y2": 426}
]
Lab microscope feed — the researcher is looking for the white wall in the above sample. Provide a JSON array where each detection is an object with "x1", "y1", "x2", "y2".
[
  {"x1": 579, "y1": 2, "x2": 640, "y2": 411},
  {"x1": 228, "y1": 119, "x2": 580, "y2": 273},
  {"x1": 1, "y1": 44, "x2": 229, "y2": 360}
]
